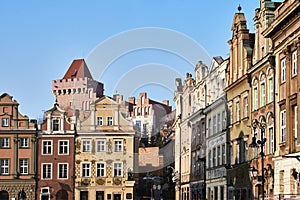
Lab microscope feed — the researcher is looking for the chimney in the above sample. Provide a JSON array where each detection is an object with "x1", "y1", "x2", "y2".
[
  {"x1": 128, "y1": 97, "x2": 135, "y2": 105},
  {"x1": 162, "y1": 100, "x2": 169, "y2": 106}
]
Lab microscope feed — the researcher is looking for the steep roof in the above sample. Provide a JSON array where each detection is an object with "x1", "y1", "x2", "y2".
[{"x1": 62, "y1": 59, "x2": 93, "y2": 79}]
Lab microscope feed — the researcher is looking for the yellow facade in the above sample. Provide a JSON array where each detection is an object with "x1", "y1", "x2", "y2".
[{"x1": 75, "y1": 96, "x2": 136, "y2": 200}]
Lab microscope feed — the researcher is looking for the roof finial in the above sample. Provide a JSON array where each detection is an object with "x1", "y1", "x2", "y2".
[{"x1": 238, "y1": 4, "x2": 242, "y2": 13}]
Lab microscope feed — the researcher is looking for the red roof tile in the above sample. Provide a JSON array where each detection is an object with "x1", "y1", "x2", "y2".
[{"x1": 63, "y1": 59, "x2": 93, "y2": 79}]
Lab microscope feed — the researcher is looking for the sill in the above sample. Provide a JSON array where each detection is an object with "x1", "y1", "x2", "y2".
[
  {"x1": 241, "y1": 116, "x2": 249, "y2": 121},
  {"x1": 292, "y1": 74, "x2": 297, "y2": 78},
  {"x1": 280, "y1": 81, "x2": 286, "y2": 85},
  {"x1": 279, "y1": 142, "x2": 286, "y2": 146}
]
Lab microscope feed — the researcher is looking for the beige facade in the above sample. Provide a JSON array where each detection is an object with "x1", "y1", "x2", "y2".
[
  {"x1": 75, "y1": 96, "x2": 136, "y2": 200},
  {"x1": 225, "y1": 11, "x2": 254, "y2": 200}
]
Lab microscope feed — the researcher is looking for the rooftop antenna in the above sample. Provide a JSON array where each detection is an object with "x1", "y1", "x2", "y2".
[{"x1": 238, "y1": 4, "x2": 242, "y2": 13}]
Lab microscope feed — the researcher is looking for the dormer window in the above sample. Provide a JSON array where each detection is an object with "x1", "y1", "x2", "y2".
[
  {"x1": 52, "y1": 119, "x2": 59, "y2": 131},
  {"x1": 1, "y1": 118, "x2": 8, "y2": 127}
]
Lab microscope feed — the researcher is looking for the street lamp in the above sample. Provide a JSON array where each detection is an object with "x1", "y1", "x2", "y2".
[{"x1": 249, "y1": 119, "x2": 267, "y2": 200}]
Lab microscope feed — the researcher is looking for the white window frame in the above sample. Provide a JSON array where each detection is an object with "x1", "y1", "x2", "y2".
[
  {"x1": 97, "y1": 117, "x2": 103, "y2": 126},
  {"x1": 81, "y1": 162, "x2": 91, "y2": 177},
  {"x1": 213, "y1": 116, "x2": 216, "y2": 134},
  {"x1": 208, "y1": 118, "x2": 212, "y2": 136},
  {"x1": 19, "y1": 158, "x2": 29, "y2": 174},
  {"x1": 0, "y1": 159, "x2": 9, "y2": 175},
  {"x1": 96, "y1": 162, "x2": 106, "y2": 177},
  {"x1": 113, "y1": 162, "x2": 123, "y2": 177},
  {"x1": 281, "y1": 58, "x2": 286, "y2": 82},
  {"x1": 114, "y1": 140, "x2": 123, "y2": 152},
  {"x1": 222, "y1": 144, "x2": 226, "y2": 165},
  {"x1": 244, "y1": 96, "x2": 248, "y2": 118},
  {"x1": 268, "y1": 77, "x2": 274, "y2": 103},
  {"x1": 96, "y1": 139, "x2": 106, "y2": 152},
  {"x1": 82, "y1": 140, "x2": 91, "y2": 152},
  {"x1": 20, "y1": 137, "x2": 29, "y2": 148},
  {"x1": 0, "y1": 138, "x2": 10, "y2": 148},
  {"x1": 217, "y1": 113, "x2": 221, "y2": 132},
  {"x1": 280, "y1": 110, "x2": 286, "y2": 143},
  {"x1": 236, "y1": 101, "x2": 240, "y2": 122},
  {"x1": 1, "y1": 118, "x2": 8, "y2": 127},
  {"x1": 292, "y1": 51, "x2": 298, "y2": 76},
  {"x1": 42, "y1": 140, "x2": 52, "y2": 155},
  {"x1": 260, "y1": 81, "x2": 266, "y2": 107},
  {"x1": 269, "y1": 126, "x2": 274, "y2": 154},
  {"x1": 253, "y1": 86, "x2": 258, "y2": 110},
  {"x1": 52, "y1": 119, "x2": 60, "y2": 131},
  {"x1": 294, "y1": 106, "x2": 298, "y2": 147},
  {"x1": 58, "y1": 163, "x2": 68, "y2": 179},
  {"x1": 42, "y1": 163, "x2": 52, "y2": 179},
  {"x1": 58, "y1": 140, "x2": 69, "y2": 155},
  {"x1": 107, "y1": 117, "x2": 113, "y2": 126}
]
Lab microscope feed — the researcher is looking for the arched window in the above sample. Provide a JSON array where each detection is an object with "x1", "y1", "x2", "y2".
[
  {"x1": 56, "y1": 190, "x2": 68, "y2": 200},
  {"x1": 18, "y1": 189, "x2": 26, "y2": 200},
  {"x1": 0, "y1": 190, "x2": 9, "y2": 200}
]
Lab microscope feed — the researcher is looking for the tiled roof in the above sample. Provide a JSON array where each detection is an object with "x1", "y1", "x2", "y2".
[{"x1": 62, "y1": 59, "x2": 93, "y2": 79}]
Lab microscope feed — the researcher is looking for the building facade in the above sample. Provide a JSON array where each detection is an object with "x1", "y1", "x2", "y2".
[
  {"x1": 205, "y1": 57, "x2": 228, "y2": 200},
  {"x1": 0, "y1": 93, "x2": 37, "y2": 200},
  {"x1": 75, "y1": 96, "x2": 136, "y2": 200},
  {"x1": 248, "y1": 0, "x2": 278, "y2": 199},
  {"x1": 225, "y1": 11, "x2": 254, "y2": 200},
  {"x1": 37, "y1": 103, "x2": 76, "y2": 200},
  {"x1": 130, "y1": 92, "x2": 172, "y2": 144},
  {"x1": 264, "y1": 0, "x2": 300, "y2": 198}
]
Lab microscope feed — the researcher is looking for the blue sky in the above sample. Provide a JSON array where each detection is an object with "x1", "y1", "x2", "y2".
[{"x1": 0, "y1": 0, "x2": 260, "y2": 119}]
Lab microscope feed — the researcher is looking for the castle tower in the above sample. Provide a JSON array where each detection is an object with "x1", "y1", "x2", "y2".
[{"x1": 52, "y1": 59, "x2": 104, "y2": 115}]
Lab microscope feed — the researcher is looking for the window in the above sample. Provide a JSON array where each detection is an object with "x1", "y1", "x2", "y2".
[
  {"x1": 19, "y1": 159, "x2": 28, "y2": 174},
  {"x1": 244, "y1": 96, "x2": 248, "y2": 118},
  {"x1": 236, "y1": 142, "x2": 240, "y2": 164},
  {"x1": 222, "y1": 144, "x2": 226, "y2": 165},
  {"x1": 0, "y1": 159, "x2": 9, "y2": 175},
  {"x1": 269, "y1": 127, "x2": 274, "y2": 154},
  {"x1": 260, "y1": 82, "x2": 266, "y2": 107},
  {"x1": 281, "y1": 58, "x2": 286, "y2": 82},
  {"x1": 236, "y1": 101, "x2": 240, "y2": 121},
  {"x1": 222, "y1": 110, "x2": 226, "y2": 130},
  {"x1": 229, "y1": 105, "x2": 233, "y2": 124},
  {"x1": 217, "y1": 146, "x2": 221, "y2": 166},
  {"x1": 82, "y1": 140, "x2": 91, "y2": 152},
  {"x1": 294, "y1": 106, "x2": 298, "y2": 147},
  {"x1": 42, "y1": 141, "x2": 52, "y2": 155},
  {"x1": 96, "y1": 163, "x2": 106, "y2": 177},
  {"x1": 97, "y1": 140, "x2": 106, "y2": 152},
  {"x1": 0, "y1": 138, "x2": 10, "y2": 148},
  {"x1": 114, "y1": 162, "x2": 123, "y2": 177},
  {"x1": 280, "y1": 110, "x2": 286, "y2": 143},
  {"x1": 52, "y1": 119, "x2": 59, "y2": 131},
  {"x1": 58, "y1": 163, "x2": 68, "y2": 179},
  {"x1": 217, "y1": 113, "x2": 221, "y2": 132},
  {"x1": 208, "y1": 118, "x2": 212, "y2": 136},
  {"x1": 42, "y1": 163, "x2": 52, "y2": 179},
  {"x1": 268, "y1": 77, "x2": 274, "y2": 103},
  {"x1": 213, "y1": 116, "x2": 216, "y2": 134},
  {"x1": 292, "y1": 51, "x2": 298, "y2": 76},
  {"x1": 1, "y1": 118, "x2": 8, "y2": 127},
  {"x1": 97, "y1": 117, "x2": 103, "y2": 126},
  {"x1": 82, "y1": 163, "x2": 91, "y2": 177},
  {"x1": 208, "y1": 150, "x2": 212, "y2": 168},
  {"x1": 253, "y1": 87, "x2": 258, "y2": 110},
  {"x1": 213, "y1": 148, "x2": 216, "y2": 167},
  {"x1": 20, "y1": 138, "x2": 29, "y2": 148},
  {"x1": 114, "y1": 140, "x2": 123, "y2": 152},
  {"x1": 107, "y1": 117, "x2": 113, "y2": 126},
  {"x1": 58, "y1": 141, "x2": 69, "y2": 155}
]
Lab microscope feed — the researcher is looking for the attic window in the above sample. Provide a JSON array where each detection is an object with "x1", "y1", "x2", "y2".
[{"x1": 72, "y1": 70, "x2": 77, "y2": 77}]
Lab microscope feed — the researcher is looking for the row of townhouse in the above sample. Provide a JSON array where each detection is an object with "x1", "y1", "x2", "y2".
[
  {"x1": 174, "y1": 0, "x2": 300, "y2": 200},
  {"x1": 0, "y1": 58, "x2": 173, "y2": 200}
]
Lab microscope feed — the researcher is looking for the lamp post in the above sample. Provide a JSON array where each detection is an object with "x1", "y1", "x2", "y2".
[{"x1": 249, "y1": 119, "x2": 267, "y2": 200}]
